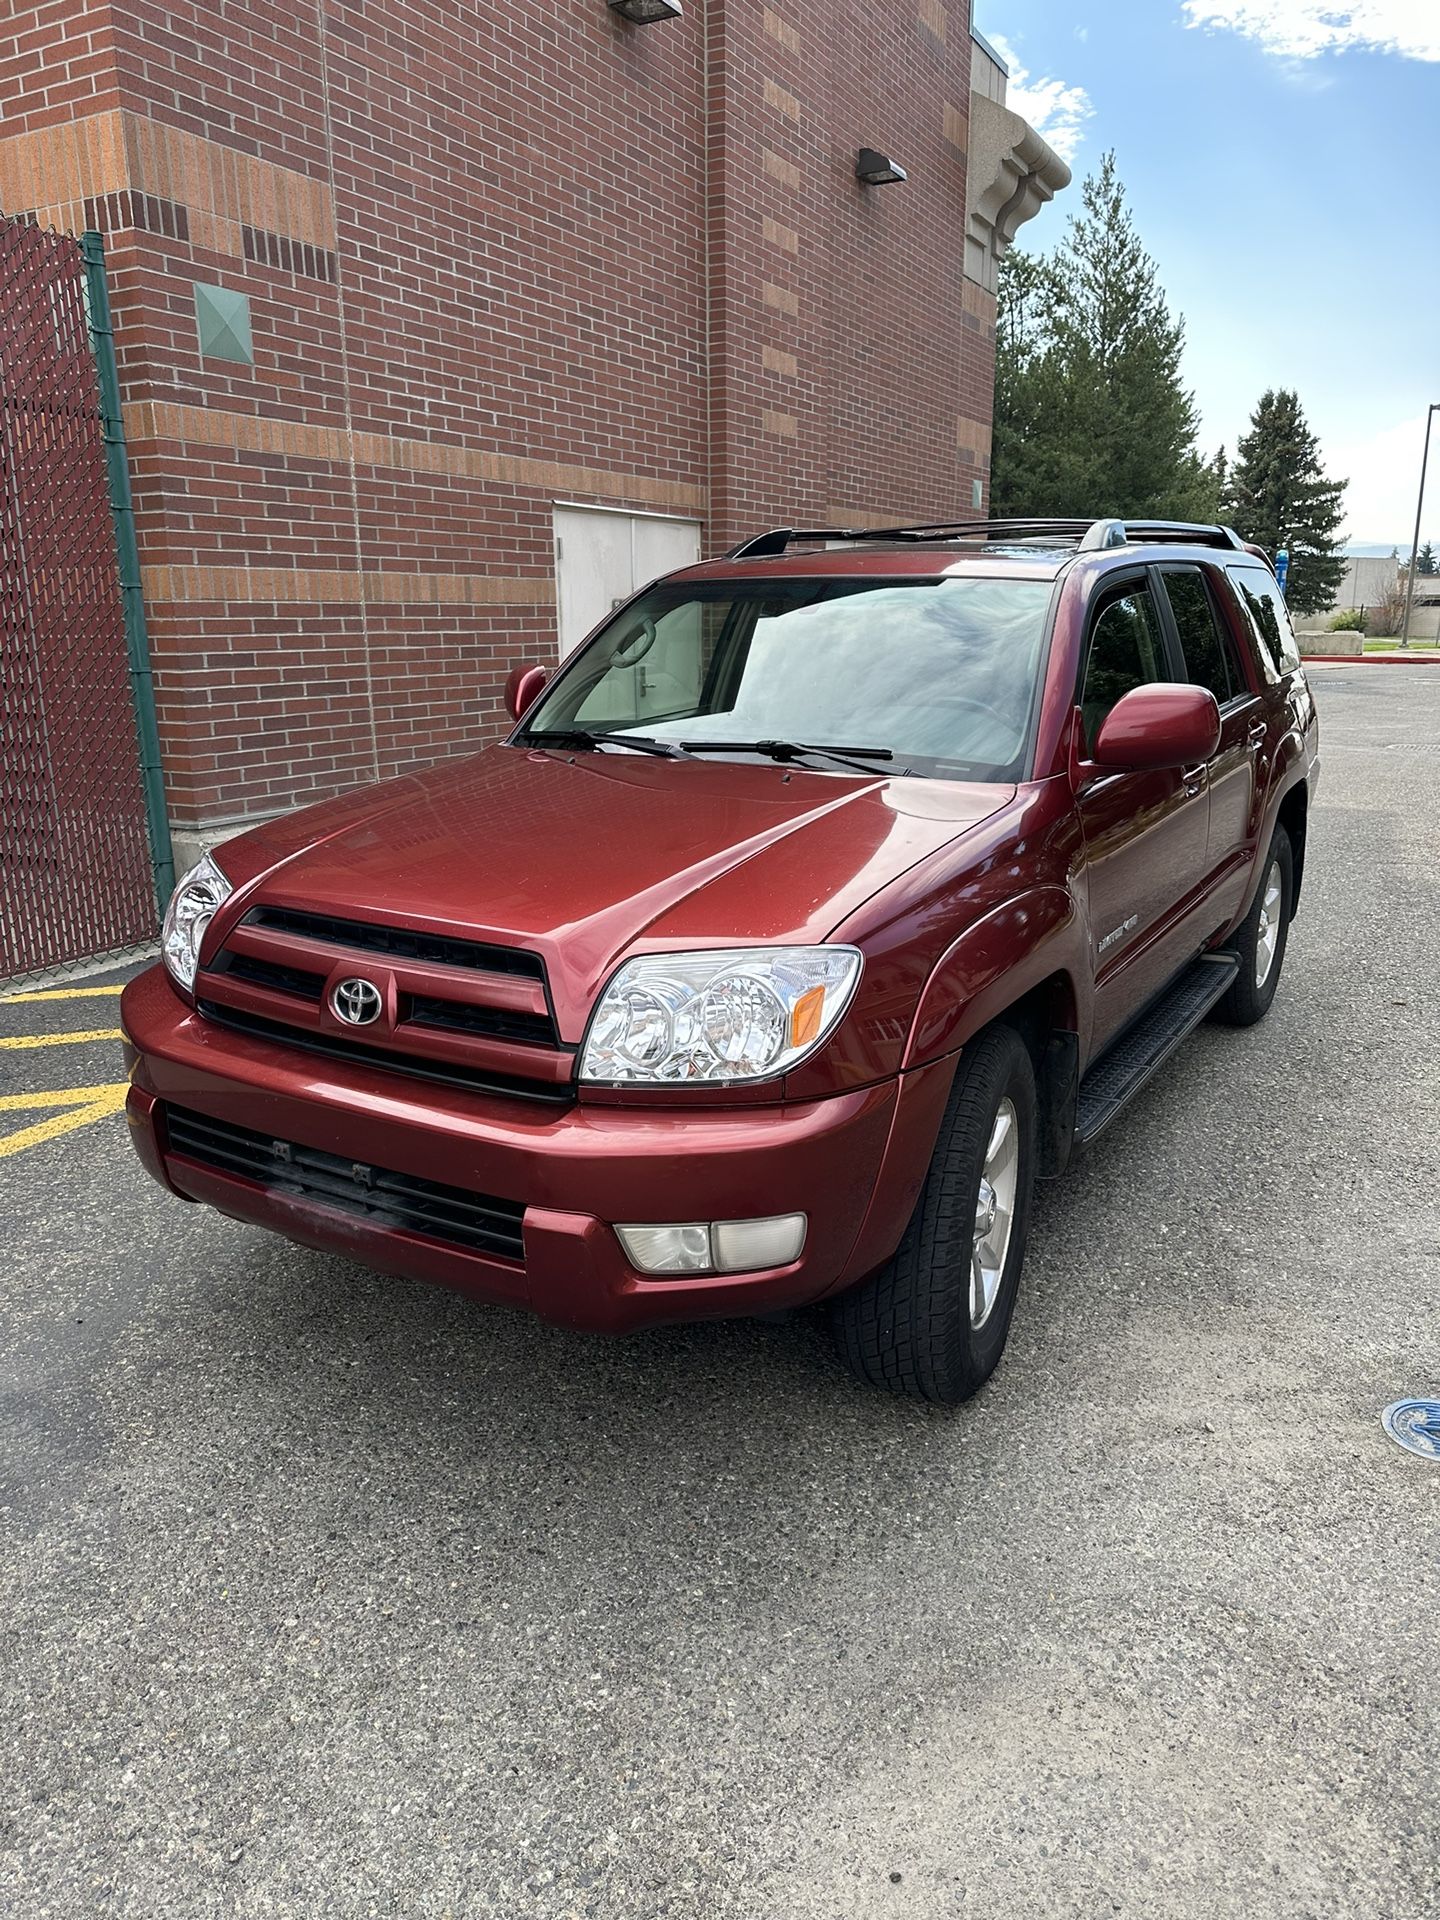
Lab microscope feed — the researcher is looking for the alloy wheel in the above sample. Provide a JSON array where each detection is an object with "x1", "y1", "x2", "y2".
[
  {"x1": 1255, "y1": 857, "x2": 1283, "y2": 988},
  {"x1": 970, "y1": 1097, "x2": 1019, "y2": 1329}
]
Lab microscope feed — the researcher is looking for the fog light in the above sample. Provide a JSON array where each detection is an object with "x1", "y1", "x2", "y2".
[
  {"x1": 615, "y1": 1213, "x2": 807, "y2": 1276},
  {"x1": 615, "y1": 1224, "x2": 712, "y2": 1274}
]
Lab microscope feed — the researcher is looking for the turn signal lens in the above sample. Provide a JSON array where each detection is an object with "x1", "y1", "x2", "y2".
[
  {"x1": 711, "y1": 1214, "x2": 807, "y2": 1271},
  {"x1": 789, "y1": 983, "x2": 826, "y2": 1049}
]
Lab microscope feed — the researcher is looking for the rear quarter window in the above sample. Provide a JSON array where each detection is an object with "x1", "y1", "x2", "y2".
[{"x1": 1226, "y1": 564, "x2": 1302, "y2": 680}]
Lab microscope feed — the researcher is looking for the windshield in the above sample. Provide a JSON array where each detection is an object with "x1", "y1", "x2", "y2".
[{"x1": 519, "y1": 576, "x2": 1054, "y2": 780}]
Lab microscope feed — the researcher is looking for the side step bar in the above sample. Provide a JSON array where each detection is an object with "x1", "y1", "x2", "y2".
[{"x1": 1075, "y1": 952, "x2": 1240, "y2": 1145}]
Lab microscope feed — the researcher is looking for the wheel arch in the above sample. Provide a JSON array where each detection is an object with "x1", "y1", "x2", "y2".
[
  {"x1": 906, "y1": 889, "x2": 1084, "y2": 1180},
  {"x1": 1275, "y1": 780, "x2": 1309, "y2": 917}
]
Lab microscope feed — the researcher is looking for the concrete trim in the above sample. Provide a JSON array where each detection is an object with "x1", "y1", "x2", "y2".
[{"x1": 964, "y1": 95, "x2": 1071, "y2": 293}]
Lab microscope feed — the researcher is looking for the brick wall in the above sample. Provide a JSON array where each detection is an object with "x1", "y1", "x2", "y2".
[{"x1": 0, "y1": 0, "x2": 996, "y2": 842}]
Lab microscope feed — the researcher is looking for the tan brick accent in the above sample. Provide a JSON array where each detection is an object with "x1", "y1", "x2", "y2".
[
  {"x1": 762, "y1": 345, "x2": 798, "y2": 378},
  {"x1": 0, "y1": 108, "x2": 334, "y2": 248},
  {"x1": 943, "y1": 101, "x2": 967, "y2": 151},
  {"x1": 956, "y1": 415, "x2": 992, "y2": 459},
  {"x1": 186, "y1": 208, "x2": 246, "y2": 258},
  {"x1": 961, "y1": 280, "x2": 997, "y2": 327},
  {"x1": 918, "y1": 0, "x2": 948, "y2": 42},
  {"x1": 762, "y1": 216, "x2": 798, "y2": 255},
  {"x1": 762, "y1": 148, "x2": 802, "y2": 192},
  {"x1": 762, "y1": 409, "x2": 797, "y2": 439},
  {"x1": 823, "y1": 505, "x2": 932, "y2": 529},
  {"x1": 762, "y1": 281, "x2": 800, "y2": 317},
  {"x1": 124, "y1": 400, "x2": 709, "y2": 514},
  {"x1": 763, "y1": 78, "x2": 801, "y2": 123},
  {"x1": 763, "y1": 8, "x2": 801, "y2": 54},
  {"x1": 0, "y1": 112, "x2": 122, "y2": 219},
  {"x1": 142, "y1": 565, "x2": 557, "y2": 607}
]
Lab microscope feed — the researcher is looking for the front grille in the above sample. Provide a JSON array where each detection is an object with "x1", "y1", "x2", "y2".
[
  {"x1": 197, "y1": 1001, "x2": 575, "y2": 1105},
  {"x1": 221, "y1": 951, "x2": 326, "y2": 1001},
  {"x1": 244, "y1": 906, "x2": 545, "y2": 979},
  {"x1": 402, "y1": 992, "x2": 556, "y2": 1048},
  {"x1": 165, "y1": 1103, "x2": 526, "y2": 1262}
]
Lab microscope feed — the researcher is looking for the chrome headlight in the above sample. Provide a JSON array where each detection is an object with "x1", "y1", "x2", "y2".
[
  {"x1": 161, "y1": 852, "x2": 232, "y2": 991},
  {"x1": 579, "y1": 947, "x2": 862, "y2": 1084}
]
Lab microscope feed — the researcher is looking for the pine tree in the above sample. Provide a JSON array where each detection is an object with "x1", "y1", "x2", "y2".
[
  {"x1": 1417, "y1": 541, "x2": 1437, "y2": 576},
  {"x1": 991, "y1": 153, "x2": 1219, "y2": 521},
  {"x1": 1222, "y1": 390, "x2": 1346, "y2": 616},
  {"x1": 991, "y1": 249, "x2": 1068, "y2": 516}
]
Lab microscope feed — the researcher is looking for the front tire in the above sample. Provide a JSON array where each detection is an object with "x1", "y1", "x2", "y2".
[
  {"x1": 1213, "y1": 828, "x2": 1293, "y2": 1027},
  {"x1": 830, "y1": 1025, "x2": 1037, "y2": 1405}
]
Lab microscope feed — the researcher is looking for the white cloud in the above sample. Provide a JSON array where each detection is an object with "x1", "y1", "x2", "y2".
[
  {"x1": 1181, "y1": 1, "x2": 1440, "y2": 62},
  {"x1": 985, "y1": 33, "x2": 1093, "y2": 164},
  {"x1": 1322, "y1": 408, "x2": 1439, "y2": 548}
]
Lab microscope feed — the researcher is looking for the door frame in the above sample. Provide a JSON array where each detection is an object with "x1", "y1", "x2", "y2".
[{"x1": 1072, "y1": 567, "x2": 1213, "y2": 1052}]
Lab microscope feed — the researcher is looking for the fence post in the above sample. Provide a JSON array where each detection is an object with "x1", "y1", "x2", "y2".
[{"x1": 80, "y1": 229, "x2": 176, "y2": 908}]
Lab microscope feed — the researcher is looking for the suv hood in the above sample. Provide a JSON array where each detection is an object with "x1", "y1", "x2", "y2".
[{"x1": 221, "y1": 747, "x2": 1013, "y2": 1032}]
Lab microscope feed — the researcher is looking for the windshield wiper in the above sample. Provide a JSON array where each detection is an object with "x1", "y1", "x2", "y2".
[
  {"x1": 523, "y1": 727, "x2": 690, "y2": 759},
  {"x1": 679, "y1": 738, "x2": 894, "y2": 775}
]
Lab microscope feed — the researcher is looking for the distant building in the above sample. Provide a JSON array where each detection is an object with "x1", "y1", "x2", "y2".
[
  {"x1": 1292, "y1": 552, "x2": 1440, "y2": 639},
  {"x1": 1329, "y1": 555, "x2": 1398, "y2": 613}
]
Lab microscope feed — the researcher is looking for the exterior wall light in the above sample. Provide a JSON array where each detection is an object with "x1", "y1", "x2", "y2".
[
  {"x1": 608, "y1": 0, "x2": 682, "y2": 20},
  {"x1": 856, "y1": 149, "x2": 907, "y2": 186}
]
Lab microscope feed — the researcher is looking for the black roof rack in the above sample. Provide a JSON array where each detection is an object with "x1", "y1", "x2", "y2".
[{"x1": 725, "y1": 518, "x2": 1249, "y2": 559}]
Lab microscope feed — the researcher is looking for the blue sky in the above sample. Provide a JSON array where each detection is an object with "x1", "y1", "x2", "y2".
[{"x1": 975, "y1": 0, "x2": 1440, "y2": 550}]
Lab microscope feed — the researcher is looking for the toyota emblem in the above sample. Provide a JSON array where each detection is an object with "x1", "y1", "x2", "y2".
[{"x1": 331, "y1": 977, "x2": 383, "y2": 1026}]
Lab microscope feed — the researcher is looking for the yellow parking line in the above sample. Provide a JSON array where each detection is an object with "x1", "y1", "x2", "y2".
[
  {"x1": 0, "y1": 1084, "x2": 129, "y2": 1157},
  {"x1": 0, "y1": 1028, "x2": 124, "y2": 1049},
  {"x1": 2, "y1": 985, "x2": 126, "y2": 1002}
]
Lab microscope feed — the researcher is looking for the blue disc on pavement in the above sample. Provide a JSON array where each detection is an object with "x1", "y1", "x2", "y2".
[{"x1": 1381, "y1": 1400, "x2": 1440, "y2": 1460}]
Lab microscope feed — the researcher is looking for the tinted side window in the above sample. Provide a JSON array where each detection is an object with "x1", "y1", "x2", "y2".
[
  {"x1": 1082, "y1": 586, "x2": 1166, "y2": 751},
  {"x1": 1228, "y1": 564, "x2": 1301, "y2": 677},
  {"x1": 1162, "y1": 568, "x2": 1234, "y2": 704}
]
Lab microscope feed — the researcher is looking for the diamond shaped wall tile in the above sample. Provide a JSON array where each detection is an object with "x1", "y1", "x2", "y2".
[{"x1": 193, "y1": 282, "x2": 253, "y2": 365}]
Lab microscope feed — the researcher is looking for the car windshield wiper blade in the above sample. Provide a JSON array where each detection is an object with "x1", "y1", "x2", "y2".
[
  {"x1": 680, "y1": 738, "x2": 894, "y2": 774},
  {"x1": 523, "y1": 727, "x2": 690, "y2": 759}
]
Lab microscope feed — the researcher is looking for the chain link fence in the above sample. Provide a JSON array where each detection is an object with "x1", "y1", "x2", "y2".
[{"x1": 1, "y1": 214, "x2": 167, "y2": 991}]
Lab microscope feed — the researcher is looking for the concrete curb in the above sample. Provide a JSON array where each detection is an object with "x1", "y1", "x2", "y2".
[{"x1": 1302, "y1": 653, "x2": 1440, "y2": 666}]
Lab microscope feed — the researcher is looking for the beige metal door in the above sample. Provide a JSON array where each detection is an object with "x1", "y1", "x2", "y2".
[{"x1": 553, "y1": 505, "x2": 701, "y2": 658}]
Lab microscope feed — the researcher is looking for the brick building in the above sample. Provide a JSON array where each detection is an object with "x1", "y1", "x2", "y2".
[{"x1": 0, "y1": 1, "x2": 1066, "y2": 864}]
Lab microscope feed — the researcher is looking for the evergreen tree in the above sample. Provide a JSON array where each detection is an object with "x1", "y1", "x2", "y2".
[
  {"x1": 1222, "y1": 390, "x2": 1346, "y2": 616},
  {"x1": 991, "y1": 153, "x2": 1218, "y2": 521},
  {"x1": 991, "y1": 249, "x2": 1067, "y2": 516},
  {"x1": 1417, "y1": 541, "x2": 1437, "y2": 575}
]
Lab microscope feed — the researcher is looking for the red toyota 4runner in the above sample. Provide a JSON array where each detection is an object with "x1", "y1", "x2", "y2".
[{"x1": 122, "y1": 517, "x2": 1319, "y2": 1404}]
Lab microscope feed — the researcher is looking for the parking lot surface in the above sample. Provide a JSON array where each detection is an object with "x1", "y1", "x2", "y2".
[{"x1": 3, "y1": 665, "x2": 1439, "y2": 1919}]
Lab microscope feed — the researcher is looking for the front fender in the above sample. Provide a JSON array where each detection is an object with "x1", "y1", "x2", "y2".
[{"x1": 904, "y1": 885, "x2": 1085, "y2": 1069}]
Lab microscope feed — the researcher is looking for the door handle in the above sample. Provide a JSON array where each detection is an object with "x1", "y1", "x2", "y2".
[
  {"x1": 1247, "y1": 721, "x2": 1267, "y2": 749},
  {"x1": 1182, "y1": 764, "x2": 1207, "y2": 797}
]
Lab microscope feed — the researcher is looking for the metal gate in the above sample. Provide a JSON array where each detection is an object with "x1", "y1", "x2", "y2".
[{"x1": 0, "y1": 216, "x2": 166, "y2": 985}]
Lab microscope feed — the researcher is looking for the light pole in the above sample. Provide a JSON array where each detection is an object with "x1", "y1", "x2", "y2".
[{"x1": 1399, "y1": 402, "x2": 1440, "y2": 649}]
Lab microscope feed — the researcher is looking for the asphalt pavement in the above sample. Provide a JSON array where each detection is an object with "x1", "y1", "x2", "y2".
[{"x1": 3, "y1": 664, "x2": 1438, "y2": 1919}]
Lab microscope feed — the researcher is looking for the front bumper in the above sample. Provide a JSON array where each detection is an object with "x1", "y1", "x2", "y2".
[{"x1": 121, "y1": 966, "x2": 955, "y2": 1333}]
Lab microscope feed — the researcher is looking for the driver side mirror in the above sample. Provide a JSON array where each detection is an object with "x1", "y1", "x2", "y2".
[
  {"x1": 504, "y1": 662, "x2": 549, "y2": 724},
  {"x1": 1077, "y1": 684, "x2": 1221, "y2": 779}
]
